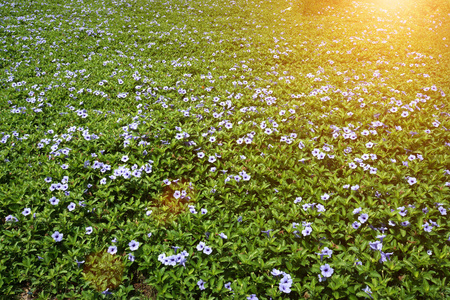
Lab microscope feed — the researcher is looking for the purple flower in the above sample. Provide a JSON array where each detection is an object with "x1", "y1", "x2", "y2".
[
  {"x1": 423, "y1": 223, "x2": 433, "y2": 232},
  {"x1": 242, "y1": 173, "x2": 251, "y2": 181},
  {"x1": 247, "y1": 295, "x2": 259, "y2": 300},
  {"x1": 197, "y1": 279, "x2": 206, "y2": 290},
  {"x1": 128, "y1": 253, "x2": 135, "y2": 262},
  {"x1": 52, "y1": 231, "x2": 63, "y2": 242},
  {"x1": 203, "y1": 246, "x2": 212, "y2": 255},
  {"x1": 398, "y1": 207, "x2": 408, "y2": 217},
  {"x1": 430, "y1": 220, "x2": 439, "y2": 227},
  {"x1": 172, "y1": 246, "x2": 181, "y2": 254},
  {"x1": 279, "y1": 282, "x2": 291, "y2": 293},
  {"x1": 358, "y1": 213, "x2": 369, "y2": 223},
  {"x1": 6, "y1": 215, "x2": 18, "y2": 222},
  {"x1": 108, "y1": 246, "x2": 117, "y2": 255},
  {"x1": 102, "y1": 288, "x2": 112, "y2": 295},
  {"x1": 352, "y1": 221, "x2": 361, "y2": 229},
  {"x1": 353, "y1": 207, "x2": 362, "y2": 214},
  {"x1": 377, "y1": 235, "x2": 386, "y2": 243},
  {"x1": 302, "y1": 226, "x2": 312, "y2": 236},
  {"x1": 363, "y1": 286, "x2": 373, "y2": 299},
  {"x1": 321, "y1": 247, "x2": 333, "y2": 258},
  {"x1": 320, "y1": 264, "x2": 334, "y2": 277},
  {"x1": 177, "y1": 256, "x2": 187, "y2": 268},
  {"x1": 158, "y1": 253, "x2": 166, "y2": 263},
  {"x1": 75, "y1": 259, "x2": 85, "y2": 267},
  {"x1": 219, "y1": 233, "x2": 228, "y2": 239},
  {"x1": 380, "y1": 251, "x2": 393, "y2": 263},
  {"x1": 224, "y1": 282, "x2": 233, "y2": 291},
  {"x1": 280, "y1": 274, "x2": 293, "y2": 286},
  {"x1": 407, "y1": 177, "x2": 417, "y2": 185},
  {"x1": 86, "y1": 226, "x2": 93, "y2": 235},
  {"x1": 321, "y1": 193, "x2": 330, "y2": 200},
  {"x1": 67, "y1": 202, "x2": 76, "y2": 212},
  {"x1": 196, "y1": 242, "x2": 205, "y2": 251},
  {"x1": 129, "y1": 240, "x2": 140, "y2": 251},
  {"x1": 401, "y1": 221, "x2": 410, "y2": 227},
  {"x1": 22, "y1": 208, "x2": 31, "y2": 216},
  {"x1": 271, "y1": 268, "x2": 283, "y2": 276},
  {"x1": 369, "y1": 241, "x2": 383, "y2": 251},
  {"x1": 189, "y1": 205, "x2": 197, "y2": 214},
  {"x1": 261, "y1": 229, "x2": 272, "y2": 238}
]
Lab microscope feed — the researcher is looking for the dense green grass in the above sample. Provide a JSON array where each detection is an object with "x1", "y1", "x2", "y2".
[{"x1": 0, "y1": 0, "x2": 449, "y2": 299}]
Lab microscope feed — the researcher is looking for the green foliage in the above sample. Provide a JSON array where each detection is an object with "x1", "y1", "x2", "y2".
[
  {"x1": 150, "y1": 179, "x2": 197, "y2": 226},
  {"x1": 82, "y1": 250, "x2": 125, "y2": 292}
]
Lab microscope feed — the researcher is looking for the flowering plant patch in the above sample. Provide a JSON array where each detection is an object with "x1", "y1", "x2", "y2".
[{"x1": 0, "y1": 0, "x2": 449, "y2": 298}]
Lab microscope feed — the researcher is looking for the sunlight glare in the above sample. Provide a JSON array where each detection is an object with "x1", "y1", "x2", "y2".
[{"x1": 375, "y1": 0, "x2": 413, "y2": 10}]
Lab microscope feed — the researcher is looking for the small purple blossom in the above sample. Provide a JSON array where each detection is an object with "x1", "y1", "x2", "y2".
[
  {"x1": 129, "y1": 240, "x2": 140, "y2": 251},
  {"x1": 203, "y1": 246, "x2": 212, "y2": 255},
  {"x1": 196, "y1": 242, "x2": 205, "y2": 251},
  {"x1": 108, "y1": 246, "x2": 117, "y2": 255},
  {"x1": 358, "y1": 213, "x2": 369, "y2": 223},
  {"x1": 197, "y1": 279, "x2": 206, "y2": 290},
  {"x1": 67, "y1": 202, "x2": 76, "y2": 212},
  {"x1": 52, "y1": 231, "x2": 63, "y2": 242},
  {"x1": 320, "y1": 264, "x2": 334, "y2": 278}
]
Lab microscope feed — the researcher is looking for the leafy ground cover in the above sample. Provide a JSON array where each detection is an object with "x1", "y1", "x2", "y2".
[{"x1": 1, "y1": 0, "x2": 449, "y2": 298}]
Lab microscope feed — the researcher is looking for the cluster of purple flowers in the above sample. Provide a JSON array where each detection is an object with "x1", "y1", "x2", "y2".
[
  {"x1": 196, "y1": 242, "x2": 212, "y2": 255},
  {"x1": 5, "y1": 215, "x2": 19, "y2": 222},
  {"x1": 271, "y1": 269, "x2": 293, "y2": 293},
  {"x1": 301, "y1": 202, "x2": 326, "y2": 213},
  {"x1": 422, "y1": 220, "x2": 439, "y2": 232},
  {"x1": 48, "y1": 176, "x2": 69, "y2": 192},
  {"x1": 158, "y1": 250, "x2": 189, "y2": 267},
  {"x1": 369, "y1": 235, "x2": 393, "y2": 263},
  {"x1": 224, "y1": 170, "x2": 251, "y2": 183},
  {"x1": 292, "y1": 221, "x2": 314, "y2": 237}
]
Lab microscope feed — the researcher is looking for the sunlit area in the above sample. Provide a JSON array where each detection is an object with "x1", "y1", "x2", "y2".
[{"x1": 1, "y1": 0, "x2": 449, "y2": 298}]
